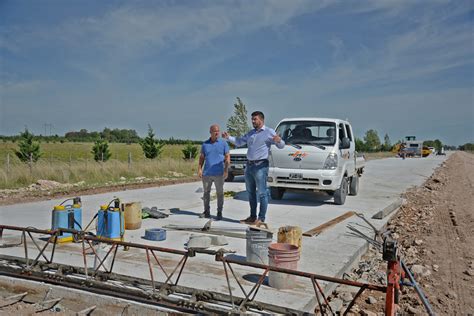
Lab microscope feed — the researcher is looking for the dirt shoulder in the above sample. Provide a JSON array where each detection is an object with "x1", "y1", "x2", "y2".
[
  {"x1": 331, "y1": 151, "x2": 473, "y2": 315},
  {"x1": 0, "y1": 177, "x2": 199, "y2": 206}
]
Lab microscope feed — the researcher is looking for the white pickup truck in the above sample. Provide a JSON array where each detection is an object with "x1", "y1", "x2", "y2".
[
  {"x1": 267, "y1": 117, "x2": 365, "y2": 205},
  {"x1": 227, "y1": 147, "x2": 247, "y2": 182}
]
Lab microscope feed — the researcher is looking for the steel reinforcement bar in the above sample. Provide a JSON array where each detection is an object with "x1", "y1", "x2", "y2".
[{"x1": 0, "y1": 224, "x2": 387, "y2": 315}]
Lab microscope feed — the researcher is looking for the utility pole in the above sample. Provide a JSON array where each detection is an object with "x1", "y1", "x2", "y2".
[{"x1": 43, "y1": 123, "x2": 53, "y2": 136}]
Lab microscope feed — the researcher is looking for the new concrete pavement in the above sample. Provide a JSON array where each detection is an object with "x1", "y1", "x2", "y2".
[{"x1": 0, "y1": 155, "x2": 447, "y2": 312}]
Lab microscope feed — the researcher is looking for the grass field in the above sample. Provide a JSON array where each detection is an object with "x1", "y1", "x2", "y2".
[{"x1": 0, "y1": 142, "x2": 198, "y2": 189}]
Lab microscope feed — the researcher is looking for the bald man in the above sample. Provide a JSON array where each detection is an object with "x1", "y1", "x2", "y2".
[{"x1": 198, "y1": 124, "x2": 230, "y2": 220}]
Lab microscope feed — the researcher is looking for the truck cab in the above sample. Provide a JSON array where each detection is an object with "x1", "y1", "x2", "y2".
[{"x1": 268, "y1": 118, "x2": 364, "y2": 205}]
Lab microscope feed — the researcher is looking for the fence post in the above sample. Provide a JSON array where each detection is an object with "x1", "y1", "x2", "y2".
[
  {"x1": 69, "y1": 153, "x2": 72, "y2": 167},
  {"x1": 128, "y1": 152, "x2": 132, "y2": 170},
  {"x1": 101, "y1": 152, "x2": 104, "y2": 163},
  {"x1": 5, "y1": 153, "x2": 10, "y2": 184},
  {"x1": 6, "y1": 152, "x2": 10, "y2": 175},
  {"x1": 29, "y1": 153, "x2": 33, "y2": 177}
]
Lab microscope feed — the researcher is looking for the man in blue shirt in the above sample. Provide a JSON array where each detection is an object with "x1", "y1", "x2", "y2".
[
  {"x1": 198, "y1": 124, "x2": 230, "y2": 220},
  {"x1": 223, "y1": 111, "x2": 285, "y2": 224}
]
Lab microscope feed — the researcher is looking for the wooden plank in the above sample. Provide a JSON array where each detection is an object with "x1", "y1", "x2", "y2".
[
  {"x1": 0, "y1": 292, "x2": 28, "y2": 308},
  {"x1": 303, "y1": 211, "x2": 355, "y2": 237}
]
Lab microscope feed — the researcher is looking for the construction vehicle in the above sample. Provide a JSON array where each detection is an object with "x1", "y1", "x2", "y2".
[{"x1": 392, "y1": 136, "x2": 431, "y2": 158}]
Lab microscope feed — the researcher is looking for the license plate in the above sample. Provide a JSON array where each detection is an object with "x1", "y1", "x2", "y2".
[
  {"x1": 234, "y1": 164, "x2": 245, "y2": 170},
  {"x1": 289, "y1": 173, "x2": 303, "y2": 179}
]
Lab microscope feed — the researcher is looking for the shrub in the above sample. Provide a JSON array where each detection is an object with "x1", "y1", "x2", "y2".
[
  {"x1": 182, "y1": 142, "x2": 198, "y2": 160},
  {"x1": 15, "y1": 129, "x2": 42, "y2": 162},
  {"x1": 140, "y1": 125, "x2": 164, "y2": 159},
  {"x1": 91, "y1": 138, "x2": 112, "y2": 162}
]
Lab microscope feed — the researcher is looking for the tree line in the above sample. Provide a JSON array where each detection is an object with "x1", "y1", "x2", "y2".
[
  {"x1": 12, "y1": 125, "x2": 201, "y2": 163},
  {"x1": 0, "y1": 128, "x2": 201, "y2": 145}
]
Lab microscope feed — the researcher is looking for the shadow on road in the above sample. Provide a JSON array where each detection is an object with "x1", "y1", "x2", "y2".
[
  {"x1": 169, "y1": 208, "x2": 241, "y2": 223},
  {"x1": 242, "y1": 273, "x2": 270, "y2": 286},
  {"x1": 232, "y1": 190, "x2": 333, "y2": 207}
]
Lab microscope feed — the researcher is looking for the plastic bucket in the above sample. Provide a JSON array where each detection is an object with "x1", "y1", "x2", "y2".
[
  {"x1": 123, "y1": 202, "x2": 142, "y2": 230},
  {"x1": 246, "y1": 228, "x2": 273, "y2": 265},
  {"x1": 268, "y1": 243, "x2": 300, "y2": 289}
]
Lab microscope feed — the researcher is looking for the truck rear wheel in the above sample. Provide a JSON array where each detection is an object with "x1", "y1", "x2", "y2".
[
  {"x1": 334, "y1": 177, "x2": 348, "y2": 205},
  {"x1": 349, "y1": 175, "x2": 359, "y2": 196},
  {"x1": 270, "y1": 187, "x2": 285, "y2": 200}
]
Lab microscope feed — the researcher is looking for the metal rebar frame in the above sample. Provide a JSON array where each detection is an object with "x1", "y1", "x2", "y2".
[{"x1": 0, "y1": 224, "x2": 388, "y2": 315}]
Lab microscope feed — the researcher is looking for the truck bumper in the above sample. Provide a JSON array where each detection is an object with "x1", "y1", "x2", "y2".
[
  {"x1": 267, "y1": 167, "x2": 343, "y2": 191},
  {"x1": 229, "y1": 165, "x2": 245, "y2": 176}
]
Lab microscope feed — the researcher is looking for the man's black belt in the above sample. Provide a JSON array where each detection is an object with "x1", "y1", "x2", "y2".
[{"x1": 247, "y1": 159, "x2": 268, "y2": 165}]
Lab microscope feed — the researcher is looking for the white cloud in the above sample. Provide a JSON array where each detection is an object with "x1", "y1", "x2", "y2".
[
  {"x1": 329, "y1": 37, "x2": 345, "y2": 60},
  {"x1": 2, "y1": 1, "x2": 327, "y2": 58},
  {"x1": 0, "y1": 80, "x2": 53, "y2": 96}
]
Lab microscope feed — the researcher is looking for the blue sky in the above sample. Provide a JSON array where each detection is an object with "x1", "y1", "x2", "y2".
[{"x1": 1, "y1": 0, "x2": 473, "y2": 145}]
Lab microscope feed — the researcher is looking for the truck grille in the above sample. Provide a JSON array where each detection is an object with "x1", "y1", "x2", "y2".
[
  {"x1": 276, "y1": 177, "x2": 319, "y2": 185},
  {"x1": 230, "y1": 155, "x2": 247, "y2": 164}
]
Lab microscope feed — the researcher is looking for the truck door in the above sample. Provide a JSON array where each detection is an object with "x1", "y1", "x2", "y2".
[
  {"x1": 344, "y1": 123, "x2": 355, "y2": 174},
  {"x1": 338, "y1": 123, "x2": 350, "y2": 172}
]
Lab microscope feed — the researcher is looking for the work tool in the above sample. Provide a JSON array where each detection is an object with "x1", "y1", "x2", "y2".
[
  {"x1": 142, "y1": 207, "x2": 169, "y2": 219},
  {"x1": 346, "y1": 223, "x2": 435, "y2": 316},
  {"x1": 164, "y1": 220, "x2": 247, "y2": 239}
]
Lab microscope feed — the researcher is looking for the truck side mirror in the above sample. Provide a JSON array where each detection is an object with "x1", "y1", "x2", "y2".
[{"x1": 340, "y1": 137, "x2": 351, "y2": 149}]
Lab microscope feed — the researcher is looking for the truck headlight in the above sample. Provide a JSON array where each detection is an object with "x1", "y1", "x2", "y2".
[{"x1": 323, "y1": 153, "x2": 338, "y2": 170}]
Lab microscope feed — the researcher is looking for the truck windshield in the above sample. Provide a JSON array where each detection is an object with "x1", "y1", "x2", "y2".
[{"x1": 276, "y1": 121, "x2": 337, "y2": 146}]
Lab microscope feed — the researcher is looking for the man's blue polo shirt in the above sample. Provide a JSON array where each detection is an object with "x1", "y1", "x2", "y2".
[{"x1": 201, "y1": 138, "x2": 229, "y2": 176}]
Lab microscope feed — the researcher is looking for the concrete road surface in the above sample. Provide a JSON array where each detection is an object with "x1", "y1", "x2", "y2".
[{"x1": 0, "y1": 155, "x2": 447, "y2": 312}]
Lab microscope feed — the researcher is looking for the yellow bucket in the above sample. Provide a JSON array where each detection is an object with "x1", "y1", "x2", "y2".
[
  {"x1": 277, "y1": 226, "x2": 302, "y2": 254},
  {"x1": 123, "y1": 202, "x2": 142, "y2": 230}
]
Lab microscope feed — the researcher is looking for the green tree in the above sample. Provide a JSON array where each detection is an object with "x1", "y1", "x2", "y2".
[
  {"x1": 140, "y1": 125, "x2": 164, "y2": 159},
  {"x1": 355, "y1": 138, "x2": 366, "y2": 152},
  {"x1": 15, "y1": 129, "x2": 42, "y2": 162},
  {"x1": 227, "y1": 97, "x2": 251, "y2": 137},
  {"x1": 182, "y1": 142, "x2": 199, "y2": 160},
  {"x1": 91, "y1": 138, "x2": 112, "y2": 162},
  {"x1": 364, "y1": 129, "x2": 381, "y2": 152},
  {"x1": 382, "y1": 134, "x2": 391, "y2": 151},
  {"x1": 433, "y1": 139, "x2": 443, "y2": 152},
  {"x1": 459, "y1": 143, "x2": 474, "y2": 151}
]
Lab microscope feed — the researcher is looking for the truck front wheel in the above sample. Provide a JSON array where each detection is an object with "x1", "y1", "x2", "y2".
[
  {"x1": 270, "y1": 187, "x2": 285, "y2": 200},
  {"x1": 334, "y1": 177, "x2": 348, "y2": 205}
]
